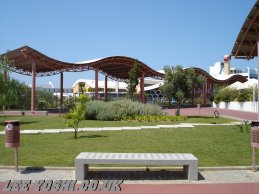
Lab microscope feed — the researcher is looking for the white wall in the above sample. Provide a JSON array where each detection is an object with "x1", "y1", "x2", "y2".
[
  {"x1": 210, "y1": 62, "x2": 222, "y2": 76},
  {"x1": 213, "y1": 101, "x2": 258, "y2": 112}
]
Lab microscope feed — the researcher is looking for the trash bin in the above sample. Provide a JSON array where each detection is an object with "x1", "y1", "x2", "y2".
[
  {"x1": 5, "y1": 120, "x2": 20, "y2": 148},
  {"x1": 251, "y1": 121, "x2": 259, "y2": 148},
  {"x1": 251, "y1": 121, "x2": 259, "y2": 171}
]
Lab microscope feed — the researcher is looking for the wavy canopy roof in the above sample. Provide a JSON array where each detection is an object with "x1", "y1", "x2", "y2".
[
  {"x1": 193, "y1": 68, "x2": 247, "y2": 84},
  {"x1": 1, "y1": 46, "x2": 164, "y2": 81},
  {"x1": 1, "y1": 46, "x2": 247, "y2": 84},
  {"x1": 231, "y1": 0, "x2": 259, "y2": 59}
]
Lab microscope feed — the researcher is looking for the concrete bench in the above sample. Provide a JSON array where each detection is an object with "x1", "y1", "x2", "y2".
[{"x1": 75, "y1": 152, "x2": 198, "y2": 181}]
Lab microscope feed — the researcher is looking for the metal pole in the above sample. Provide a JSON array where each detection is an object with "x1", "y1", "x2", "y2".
[
  {"x1": 15, "y1": 147, "x2": 18, "y2": 172},
  {"x1": 253, "y1": 84, "x2": 256, "y2": 112},
  {"x1": 257, "y1": 38, "x2": 259, "y2": 120}
]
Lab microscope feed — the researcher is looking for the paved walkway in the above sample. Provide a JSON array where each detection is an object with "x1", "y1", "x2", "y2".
[
  {"x1": 0, "y1": 180, "x2": 258, "y2": 194},
  {"x1": 1, "y1": 167, "x2": 258, "y2": 194},
  {"x1": 0, "y1": 167, "x2": 258, "y2": 183},
  {"x1": 165, "y1": 107, "x2": 258, "y2": 121}
]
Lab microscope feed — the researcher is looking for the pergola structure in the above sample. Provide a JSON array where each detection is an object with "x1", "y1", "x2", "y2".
[
  {"x1": 231, "y1": 0, "x2": 259, "y2": 172},
  {"x1": 193, "y1": 67, "x2": 247, "y2": 85},
  {"x1": 192, "y1": 67, "x2": 247, "y2": 103},
  {"x1": 0, "y1": 46, "x2": 248, "y2": 112},
  {"x1": 231, "y1": 0, "x2": 259, "y2": 119},
  {"x1": 0, "y1": 46, "x2": 164, "y2": 111}
]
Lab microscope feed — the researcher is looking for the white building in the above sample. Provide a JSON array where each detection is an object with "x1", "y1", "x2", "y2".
[
  {"x1": 30, "y1": 82, "x2": 73, "y2": 98},
  {"x1": 72, "y1": 79, "x2": 128, "y2": 98},
  {"x1": 209, "y1": 58, "x2": 257, "y2": 80}
]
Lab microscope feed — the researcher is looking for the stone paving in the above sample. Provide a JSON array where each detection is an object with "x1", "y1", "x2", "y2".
[
  {"x1": 166, "y1": 107, "x2": 258, "y2": 121},
  {"x1": 0, "y1": 167, "x2": 258, "y2": 183}
]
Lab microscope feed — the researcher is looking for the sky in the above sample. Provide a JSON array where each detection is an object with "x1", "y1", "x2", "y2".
[{"x1": 0, "y1": 0, "x2": 257, "y2": 88}]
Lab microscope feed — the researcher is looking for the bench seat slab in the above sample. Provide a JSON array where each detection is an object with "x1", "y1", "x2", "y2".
[{"x1": 75, "y1": 152, "x2": 198, "y2": 181}]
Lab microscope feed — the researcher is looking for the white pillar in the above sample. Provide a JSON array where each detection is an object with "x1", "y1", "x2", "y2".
[{"x1": 116, "y1": 81, "x2": 119, "y2": 98}]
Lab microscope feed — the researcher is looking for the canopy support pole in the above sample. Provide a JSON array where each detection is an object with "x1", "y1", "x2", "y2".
[
  {"x1": 105, "y1": 76, "x2": 108, "y2": 102},
  {"x1": 141, "y1": 73, "x2": 145, "y2": 103},
  {"x1": 31, "y1": 61, "x2": 36, "y2": 112},
  {"x1": 95, "y1": 67, "x2": 99, "y2": 100},
  {"x1": 60, "y1": 72, "x2": 64, "y2": 108}
]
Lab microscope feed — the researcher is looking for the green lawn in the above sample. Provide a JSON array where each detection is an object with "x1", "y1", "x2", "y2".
[
  {"x1": 0, "y1": 115, "x2": 237, "y2": 131},
  {"x1": 0, "y1": 125, "x2": 256, "y2": 167}
]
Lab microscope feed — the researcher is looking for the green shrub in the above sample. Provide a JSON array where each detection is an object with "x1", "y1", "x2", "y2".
[
  {"x1": 85, "y1": 100, "x2": 162, "y2": 121},
  {"x1": 236, "y1": 120, "x2": 251, "y2": 133},
  {"x1": 214, "y1": 94, "x2": 221, "y2": 104},
  {"x1": 84, "y1": 100, "x2": 106, "y2": 120},
  {"x1": 64, "y1": 95, "x2": 89, "y2": 139},
  {"x1": 64, "y1": 96, "x2": 76, "y2": 113},
  {"x1": 121, "y1": 115, "x2": 187, "y2": 122},
  {"x1": 236, "y1": 89, "x2": 252, "y2": 102},
  {"x1": 218, "y1": 88, "x2": 238, "y2": 103},
  {"x1": 37, "y1": 101, "x2": 49, "y2": 110},
  {"x1": 194, "y1": 93, "x2": 205, "y2": 105}
]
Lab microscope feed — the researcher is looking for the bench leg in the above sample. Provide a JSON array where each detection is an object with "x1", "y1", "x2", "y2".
[
  {"x1": 75, "y1": 162, "x2": 89, "y2": 180},
  {"x1": 183, "y1": 165, "x2": 189, "y2": 179},
  {"x1": 183, "y1": 163, "x2": 198, "y2": 181}
]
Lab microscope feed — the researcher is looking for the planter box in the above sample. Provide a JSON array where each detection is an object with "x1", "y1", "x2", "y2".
[{"x1": 213, "y1": 101, "x2": 258, "y2": 112}]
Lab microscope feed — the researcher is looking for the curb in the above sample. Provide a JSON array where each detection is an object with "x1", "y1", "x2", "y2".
[{"x1": 0, "y1": 165, "x2": 255, "y2": 171}]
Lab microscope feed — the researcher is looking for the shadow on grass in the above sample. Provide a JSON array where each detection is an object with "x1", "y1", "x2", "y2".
[
  {"x1": 187, "y1": 116, "x2": 211, "y2": 119},
  {"x1": 87, "y1": 169, "x2": 205, "y2": 181},
  {"x1": 78, "y1": 135, "x2": 108, "y2": 139},
  {"x1": 20, "y1": 166, "x2": 46, "y2": 174}
]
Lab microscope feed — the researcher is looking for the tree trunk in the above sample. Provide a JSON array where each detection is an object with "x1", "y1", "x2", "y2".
[
  {"x1": 74, "y1": 128, "x2": 78, "y2": 139},
  {"x1": 168, "y1": 99, "x2": 171, "y2": 108},
  {"x1": 175, "y1": 102, "x2": 181, "y2": 116}
]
